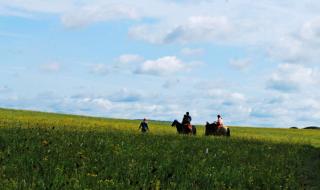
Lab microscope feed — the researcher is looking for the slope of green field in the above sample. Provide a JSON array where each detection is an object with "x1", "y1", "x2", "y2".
[{"x1": 0, "y1": 108, "x2": 319, "y2": 189}]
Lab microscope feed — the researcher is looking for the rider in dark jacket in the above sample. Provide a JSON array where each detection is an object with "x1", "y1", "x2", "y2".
[{"x1": 182, "y1": 112, "x2": 192, "y2": 131}]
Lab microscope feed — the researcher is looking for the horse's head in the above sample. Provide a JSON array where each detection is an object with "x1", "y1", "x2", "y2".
[
  {"x1": 205, "y1": 121, "x2": 218, "y2": 129},
  {"x1": 171, "y1": 120, "x2": 178, "y2": 127}
]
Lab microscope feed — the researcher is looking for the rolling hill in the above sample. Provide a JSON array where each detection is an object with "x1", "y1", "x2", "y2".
[{"x1": 0, "y1": 108, "x2": 319, "y2": 189}]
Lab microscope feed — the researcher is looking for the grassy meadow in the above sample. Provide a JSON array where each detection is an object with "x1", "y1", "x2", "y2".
[{"x1": 0, "y1": 108, "x2": 319, "y2": 189}]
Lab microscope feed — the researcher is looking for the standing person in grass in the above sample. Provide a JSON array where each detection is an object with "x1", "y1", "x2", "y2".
[{"x1": 139, "y1": 118, "x2": 149, "y2": 133}]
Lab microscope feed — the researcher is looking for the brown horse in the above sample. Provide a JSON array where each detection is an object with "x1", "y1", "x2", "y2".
[
  {"x1": 205, "y1": 122, "x2": 230, "y2": 137},
  {"x1": 171, "y1": 120, "x2": 197, "y2": 135}
]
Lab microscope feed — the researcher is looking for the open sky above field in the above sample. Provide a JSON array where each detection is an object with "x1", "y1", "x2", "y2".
[{"x1": 1, "y1": 0, "x2": 320, "y2": 127}]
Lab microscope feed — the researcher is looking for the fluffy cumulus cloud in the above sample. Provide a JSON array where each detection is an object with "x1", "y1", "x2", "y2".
[
  {"x1": 267, "y1": 16, "x2": 320, "y2": 64},
  {"x1": 163, "y1": 16, "x2": 232, "y2": 43},
  {"x1": 0, "y1": 90, "x2": 183, "y2": 121},
  {"x1": 248, "y1": 93, "x2": 320, "y2": 127},
  {"x1": 3, "y1": 0, "x2": 320, "y2": 127},
  {"x1": 136, "y1": 56, "x2": 185, "y2": 75},
  {"x1": 4, "y1": 0, "x2": 320, "y2": 55},
  {"x1": 267, "y1": 64, "x2": 318, "y2": 93}
]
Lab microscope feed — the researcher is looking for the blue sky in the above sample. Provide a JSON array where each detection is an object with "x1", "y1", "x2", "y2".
[{"x1": 1, "y1": 0, "x2": 320, "y2": 127}]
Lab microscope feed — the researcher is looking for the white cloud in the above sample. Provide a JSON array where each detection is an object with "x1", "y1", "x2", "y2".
[
  {"x1": 89, "y1": 55, "x2": 144, "y2": 75},
  {"x1": 4, "y1": 1, "x2": 320, "y2": 58},
  {"x1": 268, "y1": 37, "x2": 306, "y2": 63},
  {"x1": 204, "y1": 89, "x2": 252, "y2": 124},
  {"x1": 128, "y1": 1, "x2": 320, "y2": 66},
  {"x1": 0, "y1": 92, "x2": 181, "y2": 121},
  {"x1": 248, "y1": 93, "x2": 320, "y2": 127},
  {"x1": 163, "y1": 16, "x2": 232, "y2": 43},
  {"x1": 208, "y1": 89, "x2": 246, "y2": 105},
  {"x1": 2, "y1": 85, "x2": 320, "y2": 127},
  {"x1": 301, "y1": 17, "x2": 320, "y2": 43},
  {"x1": 0, "y1": 1, "x2": 140, "y2": 28},
  {"x1": 126, "y1": 1, "x2": 304, "y2": 46},
  {"x1": 268, "y1": 16, "x2": 320, "y2": 64},
  {"x1": 136, "y1": 56, "x2": 185, "y2": 76},
  {"x1": 61, "y1": 3, "x2": 139, "y2": 28},
  {"x1": 3, "y1": 0, "x2": 320, "y2": 127},
  {"x1": 267, "y1": 64, "x2": 318, "y2": 93},
  {"x1": 91, "y1": 98, "x2": 113, "y2": 110},
  {"x1": 108, "y1": 88, "x2": 143, "y2": 102}
]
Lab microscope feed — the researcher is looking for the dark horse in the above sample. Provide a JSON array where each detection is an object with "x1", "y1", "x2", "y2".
[
  {"x1": 205, "y1": 122, "x2": 230, "y2": 137},
  {"x1": 171, "y1": 120, "x2": 197, "y2": 135}
]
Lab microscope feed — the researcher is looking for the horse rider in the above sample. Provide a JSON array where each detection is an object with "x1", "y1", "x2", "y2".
[
  {"x1": 139, "y1": 118, "x2": 149, "y2": 133},
  {"x1": 182, "y1": 112, "x2": 192, "y2": 132},
  {"x1": 217, "y1": 114, "x2": 224, "y2": 133}
]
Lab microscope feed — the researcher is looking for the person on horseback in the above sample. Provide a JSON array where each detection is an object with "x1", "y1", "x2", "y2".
[
  {"x1": 217, "y1": 114, "x2": 224, "y2": 133},
  {"x1": 182, "y1": 112, "x2": 192, "y2": 132},
  {"x1": 139, "y1": 118, "x2": 149, "y2": 133}
]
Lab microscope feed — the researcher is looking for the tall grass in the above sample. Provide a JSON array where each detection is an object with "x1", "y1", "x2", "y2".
[{"x1": 0, "y1": 108, "x2": 319, "y2": 189}]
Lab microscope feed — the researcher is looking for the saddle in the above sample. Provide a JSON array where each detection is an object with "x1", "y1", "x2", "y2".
[{"x1": 184, "y1": 124, "x2": 192, "y2": 131}]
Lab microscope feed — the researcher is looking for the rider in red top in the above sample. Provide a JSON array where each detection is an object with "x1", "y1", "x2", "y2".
[{"x1": 217, "y1": 115, "x2": 223, "y2": 128}]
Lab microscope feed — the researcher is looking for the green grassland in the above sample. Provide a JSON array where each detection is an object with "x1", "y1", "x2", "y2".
[{"x1": 0, "y1": 108, "x2": 319, "y2": 189}]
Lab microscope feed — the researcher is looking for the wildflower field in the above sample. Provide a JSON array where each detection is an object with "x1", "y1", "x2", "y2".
[{"x1": 0, "y1": 108, "x2": 319, "y2": 189}]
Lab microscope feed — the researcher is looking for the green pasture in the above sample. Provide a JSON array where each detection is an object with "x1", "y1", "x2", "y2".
[{"x1": 0, "y1": 108, "x2": 319, "y2": 189}]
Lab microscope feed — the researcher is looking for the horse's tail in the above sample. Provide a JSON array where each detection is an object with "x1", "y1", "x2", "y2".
[
  {"x1": 226, "y1": 128, "x2": 231, "y2": 137},
  {"x1": 192, "y1": 125, "x2": 197, "y2": 135}
]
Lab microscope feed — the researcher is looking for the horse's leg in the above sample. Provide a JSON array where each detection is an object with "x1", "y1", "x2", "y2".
[
  {"x1": 211, "y1": 125, "x2": 215, "y2": 136},
  {"x1": 192, "y1": 126, "x2": 196, "y2": 135},
  {"x1": 205, "y1": 126, "x2": 208, "y2": 136},
  {"x1": 215, "y1": 127, "x2": 221, "y2": 136},
  {"x1": 178, "y1": 125, "x2": 182, "y2": 134},
  {"x1": 222, "y1": 127, "x2": 228, "y2": 136},
  {"x1": 179, "y1": 124, "x2": 185, "y2": 134},
  {"x1": 175, "y1": 125, "x2": 179, "y2": 134}
]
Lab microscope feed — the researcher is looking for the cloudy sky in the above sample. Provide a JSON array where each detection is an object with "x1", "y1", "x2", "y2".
[{"x1": 1, "y1": 0, "x2": 320, "y2": 127}]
